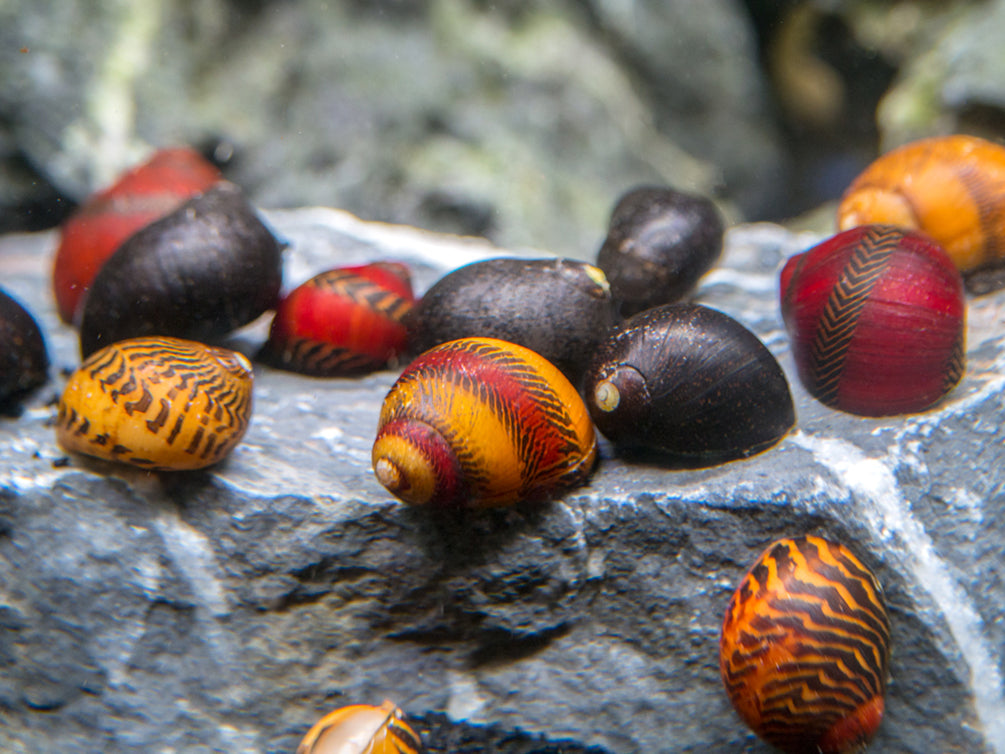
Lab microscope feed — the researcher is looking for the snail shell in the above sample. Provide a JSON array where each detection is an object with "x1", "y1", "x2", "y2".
[
  {"x1": 78, "y1": 182, "x2": 284, "y2": 358},
  {"x1": 780, "y1": 224, "x2": 965, "y2": 417},
  {"x1": 56, "y1": 336, "x2": 253, "y2": 471},
  {"x1": 720, "y1": 535, "x2": 891, "y2": 754},
  {"x1": 372, "y1": 337, "x2": 597, "y2": 508},
  {"x1": 836, "y1": 133, "x2": 1005, "y2": 274},
  {"x1": 296, "y1": 700, "x2": 422, "y2": 754},
  {"x1": 52, "y1": 147, "x2": 221, "y2": 324},
  {"x1": 596, "y1": 185, "x2": 724, "y2": 316},
  {"x1": 259, "y1": 262, "x2": 415, "y2": 376},
  {"x1": 0, "y1": 288, "x2": 49, "y2": 411},
  {"x1": 583, "y1": 303, "x2": 794, "y2": 463},
  {"x1": 406, "y1": 257, "x2": 616, "y2": 386}
]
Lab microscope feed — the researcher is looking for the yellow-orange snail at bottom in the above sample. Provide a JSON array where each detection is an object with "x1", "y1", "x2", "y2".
[
  {"x1": 56, "y1": 336, "x2": 253, "y2": 471},
  {"x1": 837, "y1": 133, "x2": 1005, "y2": 274},
  {"x1": 719, "y1": 535, "x2": 891, "y2": 754},
  {"x1": 296, "y1": 700, "x2": 422, "y2": 754},
  {"x1": 372, "y1": 337, "x2": 597, "y2": 508}
]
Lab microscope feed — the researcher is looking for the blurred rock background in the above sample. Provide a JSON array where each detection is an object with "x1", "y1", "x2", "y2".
[{"x1": 2, "y1": 0, "x2": 1004, "y2": 254}]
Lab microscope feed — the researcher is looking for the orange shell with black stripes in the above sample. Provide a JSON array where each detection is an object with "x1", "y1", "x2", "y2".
[
  {"x1": 720, "y1": 535, "x2": 891, "y2": 754},
  {"x1": 836, "y1": 133, "x2": 1005, "y2": 274},
  {"x1": 372, "y1": 337, "x2": 597, "y2": 508},
  {"x1": 780, "y1": 224, "x2": 965, "y2": 417},
  {"x1": 296, "y1": 700, "x2": 422, "y2": 754},
  {"x1": 56, "y1": 336, "x2": 253, "y2": 470}
]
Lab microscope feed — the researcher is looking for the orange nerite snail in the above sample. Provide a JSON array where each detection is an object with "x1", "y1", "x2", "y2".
[
  {"x1": 372, "y1": 337, "x2": 597, "y2": 508},
  {"x1": 296, "y1": 700, "x2": 423, "y2": 754},
  {"x1": 720, "y1": 535, "x2": 891, "y2": 754},
  {"x1": 837, "y1": 133, "x2": 1005, "y2": 274},
  {"x1": 56, "y1": 336, "x2": 253, "y2": 470}
]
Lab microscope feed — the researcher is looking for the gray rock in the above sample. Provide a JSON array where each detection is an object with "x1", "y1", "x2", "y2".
[{"x1": 2, "y1": 208, "x2": 1005, "y2": 753}]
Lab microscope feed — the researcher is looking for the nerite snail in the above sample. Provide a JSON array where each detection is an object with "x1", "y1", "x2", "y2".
[
  {"x1": 259, "y1": 262, "x2": 415, "y2": 376},
  {"x1": 52, "y1": 147, "x2": 221, "y2": 324},
  {"x1": 77, "y1": 182, "x2": 284, "y2": 357},
  {"x1": 780, "y1": 224, "x2": 965, "y2": 417},
  {"x1": 0, "y1": 288, "x2": 49, "y2": 412},
  {"x1": 837, "y1": 133, "x2": 1005, "y2": 276},
  {"x1": 720, "y1": 535, "x2": 891, "y2": 754},
  {"x1": 372, "y1": 337, "x2": 597, "y2": 508},
  {"x1": 583, "y1": 303, "x2": 795, "y2": 463},
  {"x1": 596, "y1": 185, "x2": 725, "y2": 316},
  {"x1": 56, "y1": 336, "x2": 254, "y2": 470},
  {"x1": 296, "y1": 700, "x2": 423, "y2": 754}
]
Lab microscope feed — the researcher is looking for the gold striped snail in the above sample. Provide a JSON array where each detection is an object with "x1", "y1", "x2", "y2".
[
  {"x1": 296, "y1": 700, "x2": 422, "y2": 754},
  {"x1": 56, "y1": 336, "x2": 253, "y2": 471}
]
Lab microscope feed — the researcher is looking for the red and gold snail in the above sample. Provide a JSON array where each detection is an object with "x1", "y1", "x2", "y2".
[
  {"x1": 52, "y1": 147, "x2": 221, "y2": 324},
  {"x1": 296, "y1": 700, "x2": 423, "y2": 754},
  {"x1": 780, "y1": 224, "x2": 965, "y2": 417},
  {"x1": 56, "y1": 336, "x2": 253, "y2": 471},
  {"x1": 372, "y1": 337, "x2": 597, "y2": 508},
  {"x1": 259, "y1": 262, "x2": 415, "y2": 376},
  {"x1": 720, "y1": 535, "x2": 891, "y2": 754},
  {"x1": 836, "y1": 133, "x2": 1005, "y2": 274}
]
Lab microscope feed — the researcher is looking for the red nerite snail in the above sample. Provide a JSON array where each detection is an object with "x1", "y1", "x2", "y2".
[
  {"x1": 56, "y1": 336, "x2": 253, "y2": 471},
  {"x1": 0, "y1": 288, "x2": 49, "y2": 411},
  {"x1": 583, "y1": 303, "x2": 794, "y2": 463},
  {"x1": 52, "y1": 147, "x2": 221, "y2": 324},
  {"x1": 596, "y1": 185, "x2": 725, "y2": 316},
  {"x1": 372, "y1": 337, "x2": 597, "y2": 508},
  {"x1": 78, "y1": 182, "x2": 284, "y2": 358},
  {"x1": 780, "y1": 224, "x2": 965, "y2": 417},
  {"x1": 259, "y1": 262, "x2": 415, "y2": 376},
  {"x1": 296, "y1": 700, "x2": 423, "y2": 754},
  {"x1": 720, "y1": 535, "x2": 891, "y2": 754},
  {"x1": 406, "y1": 257, "x2": 617, "y2": 385},
  {"x1": 837, "y1": 133, "x2": 1005, "y2": 275}
]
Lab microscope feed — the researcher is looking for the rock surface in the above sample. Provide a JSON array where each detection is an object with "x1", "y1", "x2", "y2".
[{"x1": 2, "y1": 208, "x2": 1005, "y2": 753}]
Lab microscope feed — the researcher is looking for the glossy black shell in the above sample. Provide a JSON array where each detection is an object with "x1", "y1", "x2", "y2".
[
  {"x1": 583, "y1": 303, "x2": 794, "y2": 463},
  {"x1": 0, "y1": 288, "x2": 49, "y2": 412},
  {"x1": 407, "y1": 257, "x2": 617, "y2": 385},
  {"x1": 78, "y1": 182, "x2": 284, "y2": 357},
  {"x1": 597, "y1": 186, "x2": 724, "y2": 316}
]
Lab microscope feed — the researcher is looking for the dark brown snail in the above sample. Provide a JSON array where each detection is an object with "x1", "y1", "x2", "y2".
[
  {"x1": 406, "y1": 257, "x2": 616, "y2": 385},
  {"x1": 0, "y1": 288, "x2": 49, "y2": 412},
  {"x1": 837, "y1": 133, "x2": 1005, "y2": 275},
  {"x1": 720, "y1": 535, "x2": 891, "y2": 754},
  {"x1": 780, "y1": 224, "x2": 965, "y2": 417},
  {"x1": 77, "y1": 182, "x2": 284, "y2": 358},
  {"x1": 583, "y1": 303, "x2": 794, "y2": 463},
  {"x1": 596, "y1": 186, "x2": 724, "y2": 316},
  {"x1": 56, "y1": 336, "x2": 253, "y2": 470},
  {"x1": 259, "y1": 262, "x2": 415, "y2": 376},
  {"x1": 372, "y1": 337, "x2": 597, "y2": 508},
  {"x1": 296, "y1": 700, "x2": 422, "y2": 754}
]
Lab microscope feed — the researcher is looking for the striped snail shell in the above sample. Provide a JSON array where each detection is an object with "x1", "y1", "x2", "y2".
[
  {"x1": 296, "y1": 700, "x2": 422, "y2": 754},
  {"x1": 406, "y1": 257, "x2": 616, "y2": 386},
  {"x1": 52, "y1": 147, "x2": 221, "y2": 324},
  {"x1": 780, "y1": 224, "x2": 965, "y2": 417},
  {"x1": 259, "y1": 262, "x2": 415, "y2": 376},
  {"x1": 836, "y1": 133, "x2": 1005, "y2": 275},
  {"x1": 56, "y1": 336, "x2": 253, "y2": 471},
  {"x1": 596, "y1": 185, "x2": 724, "y2": 316},
  {"x1": 372, "y1": 337, "x2": 597, "y2": 508},
  {"x1": 720, "y1": 535, "x2": 891, "y2": 754},
  {"x1": 583, "y1": 303, "x2": 794, "y2": 463},
  {"x1": 78, "y1": 182, "x2": 284, "y2": 358},
  {"x1": 0, "y1": 288, "x2": 49, "y2": 412}
]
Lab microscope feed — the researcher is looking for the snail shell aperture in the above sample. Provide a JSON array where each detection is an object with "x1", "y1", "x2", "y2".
[
  {"x1": 296, "y1": 700, "x2": 422, "y2": 754},
  {"x1": 720, "y1": 535, "x2": 891, "y2": 754},
  {"x1": 372, "y1": 337, "x2": 597, "y2": 508},
  {"x1": 56, "y1": 336, "x2": 254, "y2": 471}
]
